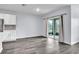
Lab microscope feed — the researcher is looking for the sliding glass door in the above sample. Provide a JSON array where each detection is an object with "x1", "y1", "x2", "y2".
[{"x1": 48, "y1": 17, "x2": 60, "y2": 40}]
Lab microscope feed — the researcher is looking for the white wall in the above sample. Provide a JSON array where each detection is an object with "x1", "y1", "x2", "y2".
[
  {"x1": 0, "y1": 9, "x2": 43, "y2": 39},
  {"x1": 71, "y1": 5, "x2": 79, "y2": 45},
  {"x1": 16, "y1": 14, "x2": 43, "y2": 38},
  {"x1": 42, "y1": 6, "x2": 71, "y2": 44}
]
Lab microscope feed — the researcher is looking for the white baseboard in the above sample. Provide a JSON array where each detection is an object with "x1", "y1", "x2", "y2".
[
  {"x1": 71, "y1": 41, "x2": 79, "y2": 45},
  {"x1": 16, "y1": 36, "x2": 26, "y2": 39},
  {"x1": 3, "y1": 39, "x2": 16, "y2": 42},
  {"x1": 64, "y1": 41, "x2": 71, "y2": 45},
  {"x1": 16, "y1": 35, "x2": 45, "y2": 39}
]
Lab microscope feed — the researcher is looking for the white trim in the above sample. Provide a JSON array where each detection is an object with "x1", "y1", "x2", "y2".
[
  {"x1": 64, "y1": 41, "x2": 71, "y2": 45},
  {"x1": 71, "y1": 41, "x2": 79, "y2": 45},
  {"x1": 16, "y1": 35, "x2": 45, "y2": 39},
  {"x1": 3, "y1": 39, "x2": 16, "y2": 42}
]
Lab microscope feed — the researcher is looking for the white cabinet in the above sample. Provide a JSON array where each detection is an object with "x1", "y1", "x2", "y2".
[
  {"x1": 0, "y1": 32, "x2": 3, "y2": 41},
  {"x1": 0, "y1": 13, "x2": 16, "y2": 25},
  {"x1": 0, "y1": 33, "x2": 3, "y2": 53},
  {"x1": 3, "y1": 30, "x2": 16, "y2": 42},
  {"x1": 4, "y1": 14, "x2": 16, "y2": 25},
  {"x1": 0, "y1": 42, "x2": 3, "y2": 53},
  {"x1": 0, "y1": 13, "x2": 16, "y2": 42}
]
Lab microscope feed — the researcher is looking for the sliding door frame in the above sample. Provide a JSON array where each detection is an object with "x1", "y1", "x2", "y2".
[{"x1": 45, "y1": 15, "x2": 64, "y2": 42}]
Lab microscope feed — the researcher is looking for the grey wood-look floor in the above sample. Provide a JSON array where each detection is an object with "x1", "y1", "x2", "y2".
[{"x1": 1, "y1": 37, "x2": 79, "y2": 54}]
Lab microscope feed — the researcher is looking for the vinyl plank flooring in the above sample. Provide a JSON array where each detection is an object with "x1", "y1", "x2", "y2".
[{"x1": 1, "y1": 37, "x2": 79, "y2": 54}]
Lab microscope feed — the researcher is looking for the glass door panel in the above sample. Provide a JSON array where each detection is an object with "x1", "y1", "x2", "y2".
[
  {"x1": 55, "y1": 19, "x2": 60, "y2": 40},
  {"x1": 48, "y1": 19, "x2": 54, "y2": 38}
]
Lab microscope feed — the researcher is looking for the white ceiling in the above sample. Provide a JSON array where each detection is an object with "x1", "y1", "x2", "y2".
[{"x1": 0, "y1": 4, "x2": 69, "y2": 15}]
